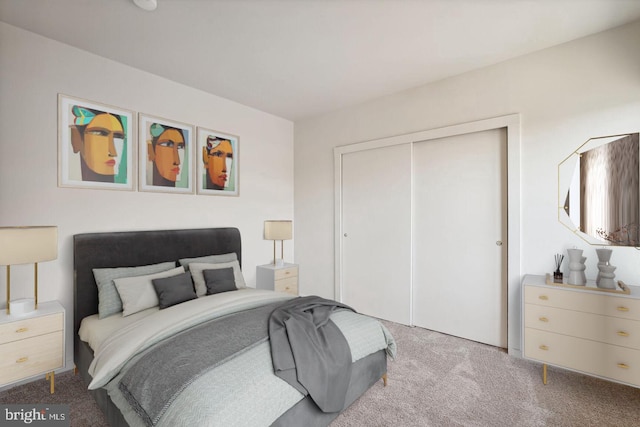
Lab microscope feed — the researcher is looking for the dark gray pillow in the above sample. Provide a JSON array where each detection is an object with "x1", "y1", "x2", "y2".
[
  {"x1": 203, "y1": 267, "x2": 237, "y2": 295},
  {"x1": 152, "y1": 271, "x2": 197, "y2": 309}
]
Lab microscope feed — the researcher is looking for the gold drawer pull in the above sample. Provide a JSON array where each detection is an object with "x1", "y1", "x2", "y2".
[
  {"x1": 539, "y1": 317, "x2": 549, "y2": 322},
  {"x1": 539, "y1": 345, "x2": 549, "y2": 351},
  {"x1": 617, "y1": 306, "x2": 629, "y2": 312},
  {"x1": 617, "y1": 331, "x2": 629, "y2": 337},
  {"x1": 285, "y1": 271, "x2": 290, "y2": 275},
  {"x1": 538, "y1": 295, "x2": 549, "y2": 301},
  {"x1": 15, "y1": 327, "x2": 28, "y2": 333},
  {"x1": 617, "y1": 363, "x2": 629, "y2": 369},
  {"x1": 16, "y1": 357, "x2": 28, "y2": 364}
]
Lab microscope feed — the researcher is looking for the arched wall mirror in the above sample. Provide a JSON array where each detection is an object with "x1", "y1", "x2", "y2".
[{"x1": 558, "y1": 132, "x2": 639, "y2": 246}]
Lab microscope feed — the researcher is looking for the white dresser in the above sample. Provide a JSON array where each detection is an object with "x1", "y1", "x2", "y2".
[
  {"x1": 0, "y1": 301, "x2": 65, "y2": 393},
  {"x1": 522, "y1": 275, "x2": 640, "y2": 388}
]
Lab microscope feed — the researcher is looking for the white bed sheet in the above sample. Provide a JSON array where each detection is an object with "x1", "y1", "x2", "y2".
[{"x1": 79, "y1": 306, "x2": 159, "y2": 352}]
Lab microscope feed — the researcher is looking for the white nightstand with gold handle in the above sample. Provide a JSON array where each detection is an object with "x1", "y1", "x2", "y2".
[
  {"x1": 256, "y1": 263, "x2": 299, "y2": 296},
  {"x1": 0, "y1": 301, "x2": 64, "y2": 393}
]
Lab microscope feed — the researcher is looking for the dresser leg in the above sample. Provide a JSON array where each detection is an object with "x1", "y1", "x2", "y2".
[
  {"x1": 542, "y1": 364, "x2": 547, "y2": 385},
  {"x1": 382, "y1": 373, "x2": 388, "y2": 386},
  {"x1": 45, "y1": 371, "x2": 55, "y2": 394}
]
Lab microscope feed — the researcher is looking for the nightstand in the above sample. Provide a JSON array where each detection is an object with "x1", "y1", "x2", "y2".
[
  {"x1": 0, "y1": 301, "x2": 65, "y2": 393},
  {"x1": 256, "y1": 263, "x2": 299, "y2": 295}
]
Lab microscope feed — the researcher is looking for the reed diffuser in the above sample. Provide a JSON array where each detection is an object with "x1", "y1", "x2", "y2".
[{"x1": 553, "y1": 253, "x2": 564, "y2": 283}]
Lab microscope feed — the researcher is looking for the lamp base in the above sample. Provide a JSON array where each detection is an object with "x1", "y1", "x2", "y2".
[{"x1": 9, "y1": 298, "x2": 35, "y2": 316}]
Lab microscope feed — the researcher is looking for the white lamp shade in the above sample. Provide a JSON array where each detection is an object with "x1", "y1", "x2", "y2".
[
  {"x1": 0, "y1": 226, "x2": 58, "y2": 265},
  {"x1": 264, "y1": 220, "x2": 292, "y2": 240}
]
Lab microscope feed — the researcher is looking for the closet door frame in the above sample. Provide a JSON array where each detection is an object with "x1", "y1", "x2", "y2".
[{"x1": 334, "y1": 114, "x2": 522, "y2": 356}]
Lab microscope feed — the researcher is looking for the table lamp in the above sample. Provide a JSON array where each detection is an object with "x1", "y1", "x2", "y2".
[
  {"x1": 264, "y1": 220, "x2": 292, "y2": 266},
  {"x1": 0, "y1": 226, "x2": 58, "y2": 315}
]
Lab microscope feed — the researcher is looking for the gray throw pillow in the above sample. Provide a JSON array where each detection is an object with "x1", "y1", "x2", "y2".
[
  {"x1": 152, "y1": 271, "x2": 198, "y2": 309},
  {"x1": 179, "y1": 252, "x2": 238, "y2": 271},
  {"x1": 203, "y1": 267, "x2": 237, "y2": 295},
  {"x1": 93, "y1": 261, "x2": 176, "y2": 318},
  {"x1": 189, "y1": 261, "x2": 247, "y2": 296}
]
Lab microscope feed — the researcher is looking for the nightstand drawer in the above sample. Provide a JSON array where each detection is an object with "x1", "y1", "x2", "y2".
[
  {"x1": 0, "y1": 312, "x2": 64, "y2": 345},
  {"x1": 524, "y1": 285, "x2": 640, "y2": 321},
  {"x1": 275, "y1": 276, "x2": 298, "y2": 295},
  {"x1": 0, "y1": 330, "x2": 64, "y2": 385},
  {"x1": 275, "y1": 266, "x2": 298, "y2": 281},
  {"x1": 525, "y1": 303, "x2": 640, "y2": 350}
]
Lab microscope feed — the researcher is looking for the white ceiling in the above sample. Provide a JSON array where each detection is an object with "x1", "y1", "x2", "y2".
[{"x1": 2, "y1": 0, "x2": 640, "y2": 121}]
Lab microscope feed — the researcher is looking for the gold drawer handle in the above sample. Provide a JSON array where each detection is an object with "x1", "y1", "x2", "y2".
[
  {"x1": 539, "y1": 317, "x2": 549, "y2": 322},
  {"x1": 617, "y1": 363, "x2": 629, "y2": 369},
  {"x1": 15, "y1": 327, "x2": 28, "y2": 333},
  {"x1": 539, "y1": 345, "x2": 549, "y2": 351},
  {"x1": 538, "y1": 295, "x2": 549, "y2": 301},
  {"x1": 16, "y1": 357, "x2": 28, "y2": 364},
  {"x1": 617, "y1": 331, "x2": 629, "y2": 337},
  {"x1": 617, "y1": 306, "x2": 629, "y2": 312},
  {"x1": 285, "y1": 271, "x2": 290, "y2": 275}
]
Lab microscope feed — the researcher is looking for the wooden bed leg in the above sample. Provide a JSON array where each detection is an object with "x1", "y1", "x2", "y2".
[
  {"x1": 382, "y1": 373, "x2": 388, "y2": 386},
  {"x1": 542, "y1": 364, "x2": 547, "y2": 385}
]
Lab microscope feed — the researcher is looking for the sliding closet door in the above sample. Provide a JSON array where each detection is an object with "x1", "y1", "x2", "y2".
[
  {"x1": 412, "y1": 129, "x2": 507, "y2": 347},
  {"x1": 341, "y1": 144, "x2": 412, "y2": 325}
]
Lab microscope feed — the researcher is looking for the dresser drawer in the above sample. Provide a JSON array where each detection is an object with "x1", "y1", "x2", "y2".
[
  {"x1": 275, "y1": 276, "x2": 298, "y2": 295},
  {"x1": 525, "y1": 303, "x2": 640, "y2": 350},
  {"x1": 524, "y1": 328, "x2": 640, "y2": 387},
  {"x1": 524, "y1": 285, "x2": 640, "y2": 321},
  {"x1": 275, "y1": 266, "x2": 298, "y2": 281},
  {"x1": 0, "y1": 331, "x2": 64, "y2": 385},
  {"x1": 0, "y1": 312, "x2": 64, "y2": 345}
]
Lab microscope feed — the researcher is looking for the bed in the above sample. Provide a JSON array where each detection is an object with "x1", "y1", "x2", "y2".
[{"x1": 73, "y1": 227, "x2": 395, "y2": 426}]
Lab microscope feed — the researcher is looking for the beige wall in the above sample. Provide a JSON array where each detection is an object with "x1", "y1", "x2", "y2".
[
  {"x1": 294, "y1": 21, "x2": 640, "y2": 345},
  {"x1": 0, "y1": 22, "x2": 294, "y2": 370}
]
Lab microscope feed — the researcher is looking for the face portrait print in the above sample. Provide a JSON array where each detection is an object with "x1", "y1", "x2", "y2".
[
  {"x1": 70, "y1": 106, "x2": 125, "y2": 182},
  {"x1": 147, "y1": 123, "x2": 186, "y2": 187},
  {"x1": 203, "y1": 136, "x2": 233, "y2": 190}
]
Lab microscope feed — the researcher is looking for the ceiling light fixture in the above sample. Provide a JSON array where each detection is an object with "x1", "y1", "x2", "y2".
[{"x1": 133, "y1": 0, "x2": 157, "y2": 11}]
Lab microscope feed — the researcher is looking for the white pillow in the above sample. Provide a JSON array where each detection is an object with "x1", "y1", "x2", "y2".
[
  {"x1": 114, "y1": 266, "x2": 185, "y2": 316},
  {"x1": 189, "y1": 261, "x2": 246, "y2": 297}
]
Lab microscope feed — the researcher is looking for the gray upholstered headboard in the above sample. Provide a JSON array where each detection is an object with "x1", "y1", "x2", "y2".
[{"x1": 73, "y1": 227, "x2": 241, "y2": 361}]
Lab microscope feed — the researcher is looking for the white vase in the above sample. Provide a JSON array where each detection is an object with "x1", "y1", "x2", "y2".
[
  {"x1": 596, "y1": 248, "x2": 613, "y2": 285},
  {"x1": 567, "y1": 248, "x2": 586, "y2": 286},
  {"x1": 598, "y1": 264, "x2": 617, "y2": 289}
]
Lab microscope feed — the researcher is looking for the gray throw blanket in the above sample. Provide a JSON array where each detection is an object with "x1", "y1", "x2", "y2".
[
  {"x1": 269, "y1": 296, "x2": 355, "y2": 413},
  {"x1": 119, "y1": 302, "x2": 283, "y2": 426}
]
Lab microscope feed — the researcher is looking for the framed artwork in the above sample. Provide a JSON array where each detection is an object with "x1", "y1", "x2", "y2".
[
  {"x1": 58, "y1": 94, "x2": 135, "y2": 190},
  {"x1": 196, "y1": 127, "x2": 239, "y2": 196},
  {"x1": 139, "y1": 114, "x2": 194, "y2": 194}
]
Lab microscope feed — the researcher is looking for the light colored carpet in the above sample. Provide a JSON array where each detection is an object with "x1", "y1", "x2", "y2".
[
  {"x1": 2, "y1": 320, "x2": 639, "y2": 426},
  {"x1": 332, "y1": 320, "x2": 640, "y2": 427}
]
